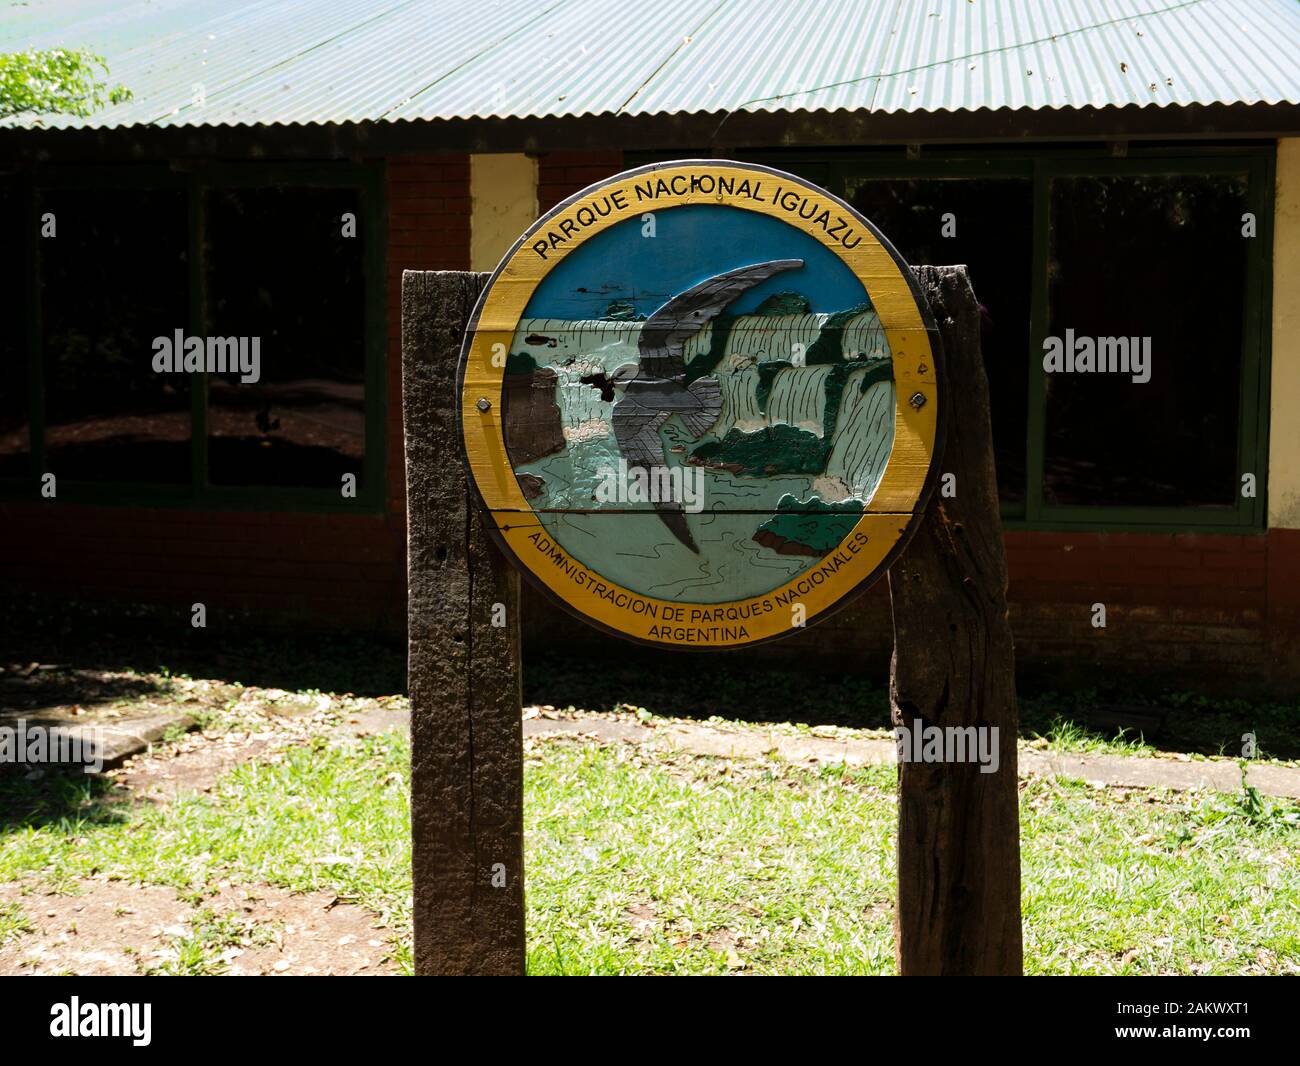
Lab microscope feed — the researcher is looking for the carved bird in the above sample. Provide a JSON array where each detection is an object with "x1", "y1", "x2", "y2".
[{"x1": 611, "y1": 258, "x2": 803, "y2": 552}]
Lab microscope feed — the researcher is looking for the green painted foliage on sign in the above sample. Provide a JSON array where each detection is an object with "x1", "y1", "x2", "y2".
[
  {"x1": 753, "y1": 291, "x2": 812, "y2": 316},
  {"x1": 754, "y1": 494, "x2": 865, "y2": 556},
  {"x1": 690, "y1": 423, "x2": 826, "y2": 476}
]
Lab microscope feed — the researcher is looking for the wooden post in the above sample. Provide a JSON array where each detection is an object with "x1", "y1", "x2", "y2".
[
  {"x1": 402, "y1": 270, "x2": 525, "y2": 976},
  {"x1": 889, "y1": 265, "x2": 1023, "y2": 976}
]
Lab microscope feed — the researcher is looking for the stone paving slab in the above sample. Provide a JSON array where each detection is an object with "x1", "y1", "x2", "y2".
[
  {"x1": 1, "y1": 712, "x2": 196, "y2": 770},
  {"x1": 523, "y1": 711, "x2": 1300, "y2": 800}
]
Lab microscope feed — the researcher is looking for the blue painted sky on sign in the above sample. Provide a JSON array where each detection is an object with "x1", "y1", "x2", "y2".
[{"x1": 522, "y1": 204, "x2": 869, "y2": 321}]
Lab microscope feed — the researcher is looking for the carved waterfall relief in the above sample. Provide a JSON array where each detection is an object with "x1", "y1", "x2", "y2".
[{"x1": 459, "y1": 161, "x2": 943, "y2": 648}]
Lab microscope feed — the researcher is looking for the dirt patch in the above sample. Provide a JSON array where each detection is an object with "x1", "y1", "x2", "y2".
[
  {"x1": 625, "y1": 901, "x2": 658, "y2": 936},
  {"x1": 0, "y1": 877, "x2": 396, "y2": 976},
  {"x1": 107, "y1": 688, "x2": 375, "y2": 803},
  {"x1": 112, "y1": 733, "x2": 275, "y2": 802}
]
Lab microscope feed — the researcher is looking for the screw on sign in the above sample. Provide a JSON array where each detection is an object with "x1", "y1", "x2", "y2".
[{"x1": 458, "y1": 160, "x2": 945, "y2": 649}]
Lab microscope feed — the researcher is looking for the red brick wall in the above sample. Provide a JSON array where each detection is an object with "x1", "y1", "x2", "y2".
[
  {"x1": 385, "y1": 154, "x2": 471, "y2": 520},
  {"x1": 4, "y1": 506, "x2": 405, "y2": 624},
  {"x1": 537, "y1": 151, "x2": 625, "y2": 213},
  {"x1": 1003, "y1": 531, "x2": 1280, "y2": 687},
  {"x1": 1267, "y1": 529, "x2": 1300, "y2": 644}
]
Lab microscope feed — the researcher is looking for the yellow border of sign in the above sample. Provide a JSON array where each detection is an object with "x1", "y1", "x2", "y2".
[{"x1": 459, "y1": 161, "x2": 940, "y2": 648}]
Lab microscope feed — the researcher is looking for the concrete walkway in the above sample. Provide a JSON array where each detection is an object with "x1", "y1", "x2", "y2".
[{"x1": 522, "y1": 712, "x2": 1300, "y2": 800}]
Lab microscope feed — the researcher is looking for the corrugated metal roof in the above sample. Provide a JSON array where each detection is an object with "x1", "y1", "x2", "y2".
[{"x1": 3, "y1": 0, "x2": 1298, "y2": 129}]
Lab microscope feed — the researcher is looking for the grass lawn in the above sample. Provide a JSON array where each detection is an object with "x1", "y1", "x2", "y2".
[
  {"x1": 2, "y1": 604, "x2": 1297, "y2": 974},
  {"x1": 2, "y1": 724, "x2": 1297, "y2": 975}
]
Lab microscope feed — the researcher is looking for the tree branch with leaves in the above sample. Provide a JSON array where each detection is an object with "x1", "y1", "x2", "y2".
[{"x1": 0, "y1": 48, "x2": 132, "y2": 118}]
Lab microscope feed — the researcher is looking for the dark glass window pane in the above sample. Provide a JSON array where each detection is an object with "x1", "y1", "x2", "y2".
[
  {"x1": 1045, "y1": 173, "x2": 1248, "y2": 508},
  {"x1": 847, "y1": 177, "x2": 1032, "y2": 505},
  {"x1": 0, "y1": 180, "x2": 30, "y2": 479},
  {"x1": 205, "y1": 186, "x2": 366, "y2": 489},
  {"x1": 39, "y1": 186, "x2": 190, "y2": 482}
]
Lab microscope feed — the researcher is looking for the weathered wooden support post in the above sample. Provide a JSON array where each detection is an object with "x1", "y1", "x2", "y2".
[
  {"x1": 889, "y1": 265, "x2": 1023, "y2": 976},
  {"x1": 402, "y1": 270, "x2": 526, "y2": 976}
]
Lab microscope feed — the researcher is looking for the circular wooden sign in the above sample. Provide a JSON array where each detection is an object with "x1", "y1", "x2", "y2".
[{"x1": 459, "y1": 160, "x2": 943, "y2": 649}]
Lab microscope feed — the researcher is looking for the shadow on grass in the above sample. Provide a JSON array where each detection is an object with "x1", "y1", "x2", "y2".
[
  {"x1": 1, "y1": 593, "x2": 405, "y2": 698},
  {"x1": 1, "y1": 666, "x2": 166, "y2": 717},
  {"x1": 4, "y1": 593, "x2": 1299, "y2": 762},
  {"x1": 524, "y1": 645, "x2": 893, "y2": 730},
  {"x1": 0, "y1": 765, "x2": 130, "y2": 835},
  {"x1": 523, "y1": 644, "x2": 1300, "y2": 761}
]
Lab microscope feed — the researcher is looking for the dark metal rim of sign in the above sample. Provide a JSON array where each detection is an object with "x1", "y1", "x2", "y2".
[{"x1": 455, "y1": 158, "x2": 947, "y2": 651}]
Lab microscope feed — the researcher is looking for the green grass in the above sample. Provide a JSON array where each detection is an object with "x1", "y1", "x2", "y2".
[
  {"x1": 1030, "y1": 714, "x2": 1157, "y2": 758},
  {"x1": 3, "y1": 731, "x2": 1297, "y2": 975},
  {"x1": 0, "y1": 734, "x2": 412, "y2": 972},
  {"x1": 526, "y1": 744, "x2": 897, "y2": 974},
  {"x1": 1018, "y1": 687, "x2": 1300, "y2": 764},
  {"x1": 0, "y1": 901, "x2": 33, "y2": 947},
  {"x1": 148, "y1": 907, "x2": 283, "y2": 976},
  {"x1": 526, "y1": 742, "x2": 1300, "y2": 974},
  {"x1": 1022, "y1": 773, "x2": 1300, "y2": 974}
]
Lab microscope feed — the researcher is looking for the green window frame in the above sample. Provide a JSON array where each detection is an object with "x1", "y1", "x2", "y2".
[
  {"x1": 741, "y1": 147, "x2": 1274, "y2": 533},
  {"x1": 1, "y1": 161, "x2": 388, "y2": 514}
]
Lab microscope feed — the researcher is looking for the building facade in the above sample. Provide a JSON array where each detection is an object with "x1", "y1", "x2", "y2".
[{"x1": 2, "y1": 0, "x2": 1299, "y2": 692}]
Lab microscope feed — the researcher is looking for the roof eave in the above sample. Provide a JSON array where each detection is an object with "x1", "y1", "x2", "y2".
[{"x1": 2, "y1": 101, "x2": 1298, "y2": 162}]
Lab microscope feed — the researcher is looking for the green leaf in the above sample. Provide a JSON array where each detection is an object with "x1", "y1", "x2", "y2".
[{"x1": 0, "y1": 48, "x2": 133, "y2": 119}]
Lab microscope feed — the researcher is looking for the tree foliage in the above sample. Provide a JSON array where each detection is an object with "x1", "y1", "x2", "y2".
[{"x1": 0, "y1": 48, "x2": 132, "y2": 118}]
